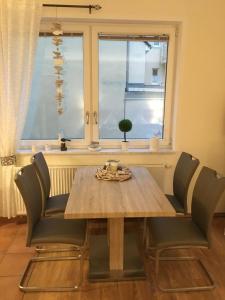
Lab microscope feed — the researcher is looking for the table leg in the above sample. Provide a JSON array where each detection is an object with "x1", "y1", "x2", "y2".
[
  {"x1": 88, "y1": 219, "x2": 145, "y2": 282},
  {"x1": 108, "y1": 218, "x2": 124, "y2": 272}
]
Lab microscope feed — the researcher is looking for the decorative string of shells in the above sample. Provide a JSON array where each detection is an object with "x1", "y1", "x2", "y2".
[
  {"x1": 96, "y1": 165, "x2": 132, "y2": 182},
  {"x1": 52, "y1": 23, "x2": 64, "y2": 115}
]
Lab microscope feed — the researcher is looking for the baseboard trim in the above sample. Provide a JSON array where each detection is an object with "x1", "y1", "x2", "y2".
[
  {"x1": 214, "y1": 212, "x2": 225, "y2": 217},
  {"x1": 0, "y1": 215, "x2": 27, "y2": 225}
]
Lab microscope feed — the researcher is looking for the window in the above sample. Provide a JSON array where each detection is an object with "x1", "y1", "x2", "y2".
[
  {"x1": 22, "y1": 23, "x2": 176, "y2": 148},
  {"x1": 97, "y1": 35, "x2": 168, "y2": 140},
  {"x1": 22, "y1": 33, "x2": 84, "y2": 140}
]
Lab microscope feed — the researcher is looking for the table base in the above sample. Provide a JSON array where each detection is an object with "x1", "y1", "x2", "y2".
[{"x1": 88, "y1": 232, "x2": 146, "y2": 282}]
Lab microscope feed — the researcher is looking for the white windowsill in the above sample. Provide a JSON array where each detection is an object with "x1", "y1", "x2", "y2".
[
  {"x1": 16, "y1": 147, "x2": 177, "y2": 167},
  {"x1": 17, "y1": 147, "x2": 175, "y2": 155}
]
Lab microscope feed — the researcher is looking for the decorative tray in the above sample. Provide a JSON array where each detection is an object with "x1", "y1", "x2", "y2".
[{"x1": 96, "y1": 166, "x2": 132, "y2": 182}]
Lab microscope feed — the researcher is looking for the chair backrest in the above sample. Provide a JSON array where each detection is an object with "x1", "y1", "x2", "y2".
[
  {"x1": 14, "y1": 164, "x2": 42, "y2": 246},
  {"x1": 32, "y1": 152, "x2": 51, "y2": 212},
  {"x1": 173, "y1": 152, "x2": 200, "y2": 213},
  {"x1": 192, "y1": 166, "x2": 225, "y2": 245}
]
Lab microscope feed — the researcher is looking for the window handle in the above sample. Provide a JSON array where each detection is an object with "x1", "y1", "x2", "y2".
[
  {"x1": 93, "y1": 111, "x2": 98, "y2": 124},
  {"x1": 85, "y1": 111, "x2": 90, "y2": 124}
]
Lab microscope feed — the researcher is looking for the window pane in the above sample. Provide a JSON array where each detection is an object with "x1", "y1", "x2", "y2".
[
  {"x1": 98, "y1": 38, "x2": 168, "y2": 139},
  {"x1": 22, "y1": 35, "x2": 84, "y2": 140}
]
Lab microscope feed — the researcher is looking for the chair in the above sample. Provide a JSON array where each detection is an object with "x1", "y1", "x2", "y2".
[
  {"x1": 15, "y1": 164, "x2": 88, "y2": 292},
  {"x1": 32, "y1": 152, "x2": 69, "y2": 217},
  {"x1": 166, "y1": 152, "x2": 199, "y2": 214},
  {"x1": 146, "y1": 166, "x2": 225, "y2": 292}
]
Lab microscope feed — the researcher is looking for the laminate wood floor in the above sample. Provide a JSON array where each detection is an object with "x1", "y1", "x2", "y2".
[{"x1": 0, "y1": 217, "x2": 225, "y2": 300}]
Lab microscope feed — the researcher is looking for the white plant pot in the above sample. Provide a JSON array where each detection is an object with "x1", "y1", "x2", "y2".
[
  {"x1": 31, "y1": 145, "x2": 37, "y2": 153},
  {"x1": 149, "y1": 137, "x2": 160, "y2": 151},
  {"x1": 45, "y1": 144, "x2": 51, "y2": 151},
  {"x1": 121, "y1": 141, "x2": 129, "y2": 151}
]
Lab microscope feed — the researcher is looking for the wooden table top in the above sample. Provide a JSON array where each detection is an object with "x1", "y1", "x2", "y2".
[{"x1": 64, "y1": 166, "x2": 176, "y2": 219}]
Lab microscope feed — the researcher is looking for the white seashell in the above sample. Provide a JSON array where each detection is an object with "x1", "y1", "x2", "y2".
[
  {"x1": 52, "y1": 29, "x2": 63, "y2": 36},
  {"x1": 54, "y1": 58, "x2": 63, "y2": 66}
]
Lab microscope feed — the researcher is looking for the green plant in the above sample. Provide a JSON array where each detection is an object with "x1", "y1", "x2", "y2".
[{"x1": 118, "y1": 119, "x2": 132, "y2": 142}]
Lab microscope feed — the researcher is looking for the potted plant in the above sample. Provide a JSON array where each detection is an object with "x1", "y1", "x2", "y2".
[{"x1": 118, "y1": 119, "x2": 132, "y2": 151}]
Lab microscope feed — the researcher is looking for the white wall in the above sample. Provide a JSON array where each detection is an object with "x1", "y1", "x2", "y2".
[{"x1": 27, "y1": 0, "x2": 225, "y2": 211}]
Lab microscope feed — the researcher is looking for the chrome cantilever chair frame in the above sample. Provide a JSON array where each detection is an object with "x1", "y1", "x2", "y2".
[
  {"x1": 19, "y1": 236, "x2": 89, "y2": 292},
  {"x1": 146, "y1": 166, "x2": 225, "y2": 292},
  {"x1": 19, "y1": 248, "x2": 86, "y2": 292},
  {"x1": 35, "y1": 244, "x2": 81, "y2": 253},
  {"x1": 15, "y1": 165, "x2": 89, "y2": 292},
  {"x1": 146, "y1": 243, "x2": 215, "y2": 292}
]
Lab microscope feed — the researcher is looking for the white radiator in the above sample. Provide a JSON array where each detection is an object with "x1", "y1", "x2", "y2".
[{"x1": 14, "y1": 166, "x2": 76, "y2": 215}]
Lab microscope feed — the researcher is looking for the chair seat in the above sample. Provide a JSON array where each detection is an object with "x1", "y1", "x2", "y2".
[
  {"x1": 45, "y1": 193, "x2": 69, "y2": 215},
  {"x1": 166, "y1": 194, "x2": 185, "y2": 214},
  {"x1": 148, "y1": 217, "x2": 208, "y2": 249},
  {"x1": 31, "y1": 218, "x2": 87, "y2": 246}
]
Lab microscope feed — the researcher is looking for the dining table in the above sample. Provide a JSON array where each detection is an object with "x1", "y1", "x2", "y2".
[{"x1": 64, "y1": 166, "x2": 176, "y2": 282}]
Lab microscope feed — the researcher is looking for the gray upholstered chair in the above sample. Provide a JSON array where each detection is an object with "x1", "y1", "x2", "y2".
[
  {"x1": 166, "y1": 152, "x2": 199, "y2": 214},
  {"x1": 32, "y1": 152, "x2": 69, "y2": 217},
  {"x1": 15, "y1": 164, "x2": 88, "y2": 292},
  {"x1": 146, "y1": 166, "x2": 225, "y2": 292}
]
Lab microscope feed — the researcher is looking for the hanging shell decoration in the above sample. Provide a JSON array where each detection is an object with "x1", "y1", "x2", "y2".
[{"x1": 52, "y1": 23, "x2": 64, "y2": 115}]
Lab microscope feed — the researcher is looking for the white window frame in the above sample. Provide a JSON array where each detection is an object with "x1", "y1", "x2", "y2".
[
  {"x1": 20, "y1": 22, "x2": 176, "y2": 149},
  {"x1": 91, "y1": 24, "x2": 176, "y2": 148},
  {"x1": 20, "y1": 22, "x2": 92, "y2": 149}
]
